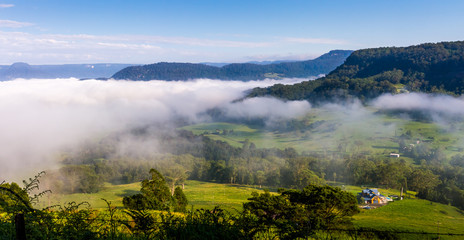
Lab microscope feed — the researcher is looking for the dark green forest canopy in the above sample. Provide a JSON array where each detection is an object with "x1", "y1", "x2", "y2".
[
  {"x1": 247, "y1": 41, "x2": 464, "y2": 103},
  {"x1": 111, "y1": 50, "x2": 353, "y2": 81}
]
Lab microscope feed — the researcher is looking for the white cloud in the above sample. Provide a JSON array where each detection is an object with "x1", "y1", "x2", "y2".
[
  {"x1": 244, "y1": 53, "x2": 319, "y2": 61},
  {"x1": 97, "y1": 42, "x2": 161, "y2": 50},
  {"x1": 371, "y1": 93, "x2": 464, "y2": 116},
  {"x1": 0, "y1": 30, "x2": 353, "y2": 64},
  {"x1": 0, "y1": 19, "x2": 34, "y2": 28},
  {"x1": 0, "y1": 31, "x2": 279, "y2": 64},
  {"x1": 224, "y1": 97, "x2": 311, "y2": 123},
  {"x1": 0, "y1": 4, "x2": 14, "y2": 8},
  {"x1": 284, "y1": 37, "x2": 348, "y2": 45}
]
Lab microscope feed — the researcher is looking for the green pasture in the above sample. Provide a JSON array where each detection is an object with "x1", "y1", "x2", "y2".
[
  {"x1": 353, "y1": 199, "x2": 464, "y2": 235},
  {"x1": 182, "y1": 108, "x2": 464, "y2": 160},
  {"x1": 36, "y1": 180, "x2": 268, "y2": 211}
]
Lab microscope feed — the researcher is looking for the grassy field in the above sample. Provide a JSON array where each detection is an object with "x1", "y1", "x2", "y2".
[
  {"x1": 36, "y1": 180, "x2": 269, "y2": 211},
  {"x1": 353, "y1": 199, "x2": 464, "y2": 235},
  {"x1": 181, "y1": 108, "x2": 464, "y2": 160}
]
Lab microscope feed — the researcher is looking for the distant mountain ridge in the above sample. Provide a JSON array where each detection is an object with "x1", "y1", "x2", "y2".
[
  {"x1": 201, "y1": 59, "x2": 297, "y2": 67},
  {"x1": 247, "y1": 41, "x2": 464, "y2": 102},
  {"x1": 111, "y1": 50, "x2": 354, "y2": 81},
  {"x1": 0, "y1": 63, "x2": 133, "y2": 81}
]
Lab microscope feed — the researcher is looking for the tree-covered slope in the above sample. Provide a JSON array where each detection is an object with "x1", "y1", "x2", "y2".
[
  {"x1": 248, "y1": 41, "x2": 464, "y2": 102},
  {"x1": 111, "y1": 50, "x2": 353, "y2": 81}
]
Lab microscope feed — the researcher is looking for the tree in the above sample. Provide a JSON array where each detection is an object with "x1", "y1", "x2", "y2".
[
  {"x1": 122, "y1": 194, "x2": 148, "y2": 210},
  {"x1": 243, "y1": 185, "x2": 359, "y2": 239},
  {"x1": 124, "y1": 168, "x2": 171, "y2": 211},
  {"x1": 160, "y1": 164, "x2": 187, "y2": 196},
  {"x1": 172, "y1": 187, "x2": 188, "y2": 212},
  {"x1": 0, "y1": 182, "x2": 31, "y2": 213},
  {"x1": 281, "y1": 185, "x2": 359, "y2": 230},
  {"x1": 255, "y1": 171, "x2": 265, "y2": 188},
  {"x1": 243, "y1": 190, "x2": 301, "y2": 239},
  {"x1": 140, "y1": 169, "x2": 171, "y2": 210},
  {"x1": 408, "y1": 168, "x2": 441, "y2": 194}
]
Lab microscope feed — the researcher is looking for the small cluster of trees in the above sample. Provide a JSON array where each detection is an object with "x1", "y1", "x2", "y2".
[
  {"x1": 122, "y1": 168, "x2": 188, "y2": 212},
  {"x1": 243, "y1": 185, "x2": 359, "y2": 239}
]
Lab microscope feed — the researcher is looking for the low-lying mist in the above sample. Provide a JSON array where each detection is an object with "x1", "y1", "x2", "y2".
[
  {"x1": 0, "y1": 78, "x2": 309, "y2": 181},
  {"x1": 2, "y1": 78, "x2": 464, "y2": 183}
]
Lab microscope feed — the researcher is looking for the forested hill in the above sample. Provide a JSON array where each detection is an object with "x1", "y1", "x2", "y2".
[
  {"x1": 247, "y1": 41, "x2": 464, "y2": 102},
  {"x1": 111, "y1": 50, "x2": 353, "y2": 81}
]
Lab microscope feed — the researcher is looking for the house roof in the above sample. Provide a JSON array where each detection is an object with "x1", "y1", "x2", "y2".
[{"x1": 362, "y1": 188, "x2": 379, "y2": 195}]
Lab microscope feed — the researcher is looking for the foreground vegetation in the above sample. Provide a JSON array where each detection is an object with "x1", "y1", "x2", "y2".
[
  {"x1": 2, "y1": 173, "x2": 364, "y2": 239},
  {"x1": 2, "y1": 174, "x2": 464, "y2": 239}
]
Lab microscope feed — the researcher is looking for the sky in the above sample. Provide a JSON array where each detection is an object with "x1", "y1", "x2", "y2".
[{"x1": 1, "y1": 0, "x2": 464, "y2": 64}]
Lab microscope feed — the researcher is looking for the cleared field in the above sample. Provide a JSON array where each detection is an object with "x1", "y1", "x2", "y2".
[
  {"x1": 353, "y1": 198, "x2": 464, "y2": 235},
  {"x1": 36, "y1": 180, "x2": 268, "y2": 211},
  {"x1": 181, "y1": 108, "x2": 464, "y2": 161}
]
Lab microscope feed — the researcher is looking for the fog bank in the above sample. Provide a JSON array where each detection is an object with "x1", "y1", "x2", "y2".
[
  {"x1": 3, "y1": 78, "x2": 464, "y2": 182},
  {"x1": 0, "y1": 77, "x2": 309, "y2": 181}
]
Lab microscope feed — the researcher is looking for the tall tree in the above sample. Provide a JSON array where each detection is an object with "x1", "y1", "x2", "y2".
[
  {"x1": 172, "y1": 186, "x2": 188, "y2": 212},
  {"x1": 123, "y1": 168, "x2": 172, "y2": 211},
  {"x1": 140, "y1": 168, "x2": 171, "y2": 210}
]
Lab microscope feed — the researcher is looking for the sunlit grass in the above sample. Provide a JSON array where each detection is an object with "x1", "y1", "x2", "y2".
[
  {"x1": 36, "y1": 180, "x2": 269, "y2": 211},
  {"x1": 354, "y1": 199, "x2": 464, "y2": 234}
]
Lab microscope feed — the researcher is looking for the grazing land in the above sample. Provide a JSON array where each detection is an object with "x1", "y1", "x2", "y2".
[
  {"x1": 182, "y1": 108, "x2": 464, "y2": 160},
  {"x1": 354, "y1": 199, "x2": 464, "y2": 235},
  {"x1": 37, "y1": 180, "x2": 270, "y2": 211}
]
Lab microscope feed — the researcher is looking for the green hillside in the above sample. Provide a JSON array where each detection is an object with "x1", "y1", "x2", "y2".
[
  {"x1": 354, "y1": 199, "x2": 464, "y2": 235},
  {"x1": 182, "y1": 108, "x2": 464, "y2": 159},
  {"x1": 248, "y1": 41, "x2": 464, "y2": 102}
]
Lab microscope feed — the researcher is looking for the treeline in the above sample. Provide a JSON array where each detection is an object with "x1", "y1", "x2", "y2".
[
  {"x1": 111, "y1": 50, "x2": 353, "y2": 81},
  {"x1": 248, "y1": 41, "x2": 464, "y2": 102}
]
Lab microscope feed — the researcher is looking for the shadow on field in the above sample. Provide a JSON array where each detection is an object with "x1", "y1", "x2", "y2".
[
  {"x1": 117, "y1": 189, "x2": 139, "y2": 197},
  {"x1": 372, "y1": 145, "x2": 398, "y2": 150},
  {"x1": 227, "y1": 184, "x2": 278, "y2": 193}
]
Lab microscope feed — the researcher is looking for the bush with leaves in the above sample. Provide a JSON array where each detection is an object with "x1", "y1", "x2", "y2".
[
  {"x1": 123, "y1": 168, "x2": 188, "y2": 212},
  {"x1": 244, "y1": 184, "x2": 359, "y2": 239},
  {"x1": 172, "y1": 186, "x2": 188, "y2": 212},
  {"x1": 157, "y1": 207, "x2": 254, "y2": 240}
]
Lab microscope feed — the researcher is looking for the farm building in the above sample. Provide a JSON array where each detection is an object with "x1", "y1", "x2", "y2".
[{"x1": 360, "y1": 188, "x2": 392, "y2": 205}]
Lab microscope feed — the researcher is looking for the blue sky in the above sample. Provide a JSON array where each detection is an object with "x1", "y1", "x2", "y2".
[{"x1": 1, "y1": 0, "x2": 464, "y2": 64}]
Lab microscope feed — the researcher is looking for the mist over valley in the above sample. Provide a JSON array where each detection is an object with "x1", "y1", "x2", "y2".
[{"x1": 2, "y1": 74, "x2": 464, "y2": 185}]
